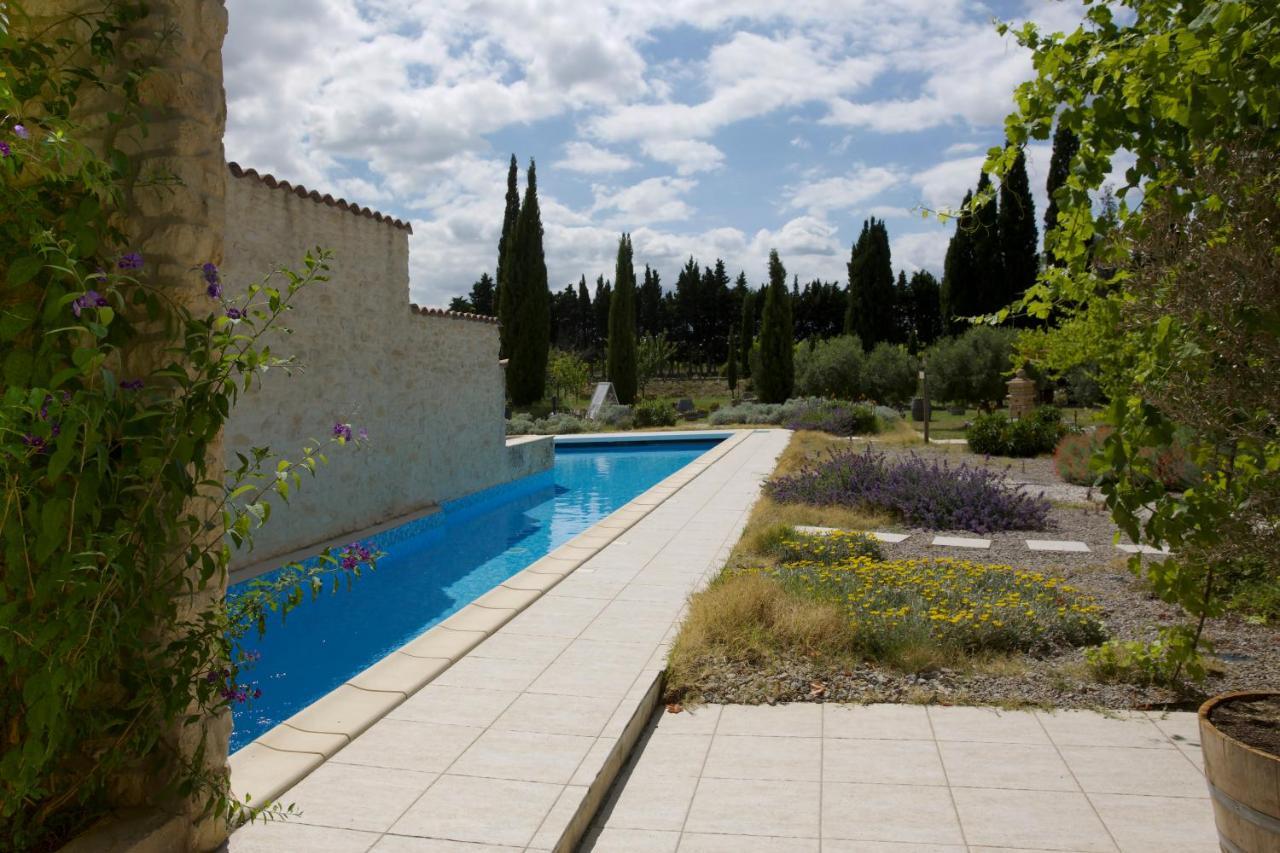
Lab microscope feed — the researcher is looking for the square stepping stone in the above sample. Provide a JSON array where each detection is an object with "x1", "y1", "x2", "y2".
[
  {"x1": 1117, "y1": 543, "x2": 1171, "y2": 555},
  {"x1": 793, "y1": 525, "x2": 836, "y2": 536},
  {"x1": 1026, "y1": 539, "x2": 1091, "y2": 553},
  {"x1": 931, "y1": 535, "x2": 991, "y2": 549},
  {"x1": 793, "y1": 526, "x2": 908, "y2": 544},
  {"x1": 870, "y1": 531, "x2": 909, "y2": 543}
]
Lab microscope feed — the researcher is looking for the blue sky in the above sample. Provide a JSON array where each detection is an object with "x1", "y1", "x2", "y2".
[{"x1": 223, "y1": 0, "x2": 1098, "y2": 306}]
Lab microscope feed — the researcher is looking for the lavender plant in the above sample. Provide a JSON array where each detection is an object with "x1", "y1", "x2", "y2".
[{"x1": 766, "y1": 449, "x2": 1051, "y2": 533}]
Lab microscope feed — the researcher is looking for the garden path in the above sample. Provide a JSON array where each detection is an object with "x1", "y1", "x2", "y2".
[{"x1": 584, "y1": 702, "x2": 1215, "y2": 852}]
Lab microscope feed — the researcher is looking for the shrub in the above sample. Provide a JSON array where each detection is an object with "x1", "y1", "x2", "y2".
[
  {"x1": 594, "y1": 403, "x2": 634, "y2": 427},
  {"x1": 506, "y1": 413, "x2": 536, "y2": 435},
  {"x1": 862, "y1": 342, "x2": 917, "y2": 406},
  {"x1": 1054, "y1": 428, "x2": 1110, "y2": 485},
  {"x1": 966, "y1": 406, "x2": 1068, "y2": 457},
  {"x1": 772, "y1": 529, "x2": 885, "y2": 563},
  {"x1": 794, "y1": 335, "x2": 863, "y2": 399},
  {"x1": 785, "y1": 400, "x2": 880, "y2": 437},
  {"x1": 709, "y1": 401, "x2": 783, "y2": 426},
  {"x1": 1053, "y1": 426, "x2": 1199, "y2": 491},
  {"x1": 763, "y1": 557, "x2": 1105, "y2": 657},
  {"x1": 873, "y1": 405, "x2": 901, "y2": 423},
  {"x1": 924, "y1": 327, "x2": 1017, "y2": 406},
  {"x1": 634, "y1": 399, "x2": 678, "y2": 428},
  {"x1": 765, "y1": 449, "x2": 1051, "y2": 532}
]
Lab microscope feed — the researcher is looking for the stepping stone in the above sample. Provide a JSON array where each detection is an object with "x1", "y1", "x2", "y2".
[
  {"x1": 1026, "y1": 539, "x2": 1091, "y2": 553},
  {"x1": 931, "y1": 535, "x2": 991, "y2": 549},
  {"x1": 794, "y1": 526, "x2": 909, "y2": 544},
  {"x1": 1117, "y1": 543, "x2": 1171, "y2": 555}
]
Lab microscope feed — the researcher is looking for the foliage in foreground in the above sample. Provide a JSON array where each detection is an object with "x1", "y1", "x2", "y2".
[
  {"x1": 766, "y1": 449, "x2": 1051, "y2": 533},
  {"x1": 965, "y1": 406, "x2": 1069, "y2": 458}
]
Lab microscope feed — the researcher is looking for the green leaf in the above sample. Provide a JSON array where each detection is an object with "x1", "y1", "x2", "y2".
[{"x1": 6, "y1": 256, "x2": 44, "y2": 288}]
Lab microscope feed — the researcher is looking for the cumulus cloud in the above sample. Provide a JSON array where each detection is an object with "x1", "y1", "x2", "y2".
[
  {"x1": 554, "y1": 142, "x2": 636, "y2": 175},
  {"x1": 785, "y1": 165, "x2": 905, "y2": 215}
]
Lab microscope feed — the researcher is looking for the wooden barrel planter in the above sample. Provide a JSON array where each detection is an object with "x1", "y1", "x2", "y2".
[{"x1": 1199, "y1": 691, "x2": 1280, "y2": 853}]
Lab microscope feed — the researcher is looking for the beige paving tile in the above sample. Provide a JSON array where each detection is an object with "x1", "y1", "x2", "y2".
[
  {"x1": 1059, "y1": 745, "x2": 1207, "y2": 797},
  {"x1": 678, "y1": 833, "x2": 819, "y2": 852},
  {"x1": 283, "y1": 762, "x2": 436, "y2": 833},
  {"x1": 229, "y1": 742, "x2": 324, "y2": 804},
  {"x1": 1036, "y1": 709, "x2": 1172, "y2": 749},
  {"x1": 702, "y1": 734, "x2": 821, "y2": 782},
  {"x1": 501, "y1": 595, "x2": 607, "y2": 638},
  {"x1": 684, "y1": 777, "x2": 820, "y2": 838},
  {"x1": 465, "y1": 631, "x2": 572, "y2": 665},
  {"x1": 347, "y1": 652, "x2": 451, "y2": 695},
  {"x1": 369, "y1": 836, "x2": 520, "y2": 852},
  {"x1": 386, "y1": 684, "x2": 519, "y2": 728},
  {"x1": 951, "y1": 787, "x2": 1118, "y2": 852},
  {"x1": 490, "y1": 691, "x2": 619, "y2": 737},
  {"x1": 823, "y1": 842, "x2": 964, "y2": 852},
  {"x1": 938, "y1": 740, "x2": 1078, "y2": 792},
  {"x1": 823, "y1": 737, "x2": 947, "y2": 786},
  {"x1": 1089, "y1": 792, "x2": 1218, "y2": 852},
  {"x1": 626, "y1": 732, "x2": 713, "y2": 779},
  {"x1": 449, "y1": 727, "x2": 594, "y2": 784},
  {"x1": 256, "y1": 722, "x2": 349, "y2": 758},
  {"x1": 287, "y1": 684, "x2": 404, "y2": 739},
  {"x1": 228, "y1": 821, "x2": 378, "y2": 853},
  {"x1": 580, "y1": 616, "x2": 673, "y2": 645},
  {"x1": 332, "y1": 719, "x2": 482, "y2": 772},
  {"x1": 472, "y1": 585, "x2": 542, "y2": 610},
  {"x1": 527, "y1": 783, "x2": 590, "y2": 849},
  {"x1": 653, "y1": 705, "x2": 721, "y2": 734},
  {"x1": 388, "y1": 773, "x2": 562, "y2": 847},
  {"x1": 823, "y1": 703, "x2": 933, "y2": 740},
  {"x1": 715, "y1": 703, "x2": 822, "y2": 737},
  {"x1": 399, "y1": 627, "x2": 486, "y2": 661},
  {"x1": 1144, "y1": 711, "x2": 1201, "y2": 749},
  {"x1": 571, "y1": 736, "x2": 620, "y2": 787},
  {"x1": 821, "y1": 782, "x2": 963, "y2": 845},
  {"x1": 603, "y1": 774, "x2": 700, "y2": 832},
  {"x1": 428, "y1": 653, "x2": 547, "y2": 692},
  {"x1": 927, "y1": 705, "x2": 1051, "y2": 744},
  {"x1": 527, "y1": 652, "x2": 645, "y2": 699},
  {"x1": 581, "y1": 827, "x2": 680, "y2": 852},
  {"x1": 437, "y1": 604, "x2": 516, "y2": 634}
]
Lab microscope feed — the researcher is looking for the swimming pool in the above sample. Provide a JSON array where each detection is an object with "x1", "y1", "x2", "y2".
[{"x1": 229, "y1": 436, "x2": 723, "y2": 751}]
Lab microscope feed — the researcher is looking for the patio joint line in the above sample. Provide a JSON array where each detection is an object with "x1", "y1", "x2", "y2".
[
  {"x1": 924, "y1": 706, "x2": 970, "y2": 851},
  {"x1": 1032, "y1": 712, "x2": 1123, "y2": 853}
]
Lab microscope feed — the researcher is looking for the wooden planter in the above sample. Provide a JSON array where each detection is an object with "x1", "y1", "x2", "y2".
[{"x1": 1199, "y1": 691, "x2": 1280, "y2": 853}]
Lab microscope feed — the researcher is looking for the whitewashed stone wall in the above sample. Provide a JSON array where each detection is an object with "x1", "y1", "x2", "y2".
[{"x1": 223, "y1": 168, "x2": 512, "y2": 568}]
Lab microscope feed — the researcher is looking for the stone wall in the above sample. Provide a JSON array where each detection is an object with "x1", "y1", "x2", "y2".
[{"x1": 223, "y1": 167, "x2": 513, "y2": 568}]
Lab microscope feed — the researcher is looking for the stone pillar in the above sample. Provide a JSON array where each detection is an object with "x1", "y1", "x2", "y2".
[
  {"x1": 1007, "y1": 368, "x2": 1038, "y2": 420},
  {"x1": 25, "y1": 3, "x2": 230, "y2": 851}
]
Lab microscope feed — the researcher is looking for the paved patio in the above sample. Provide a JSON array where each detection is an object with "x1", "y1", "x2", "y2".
[
  {"x1": 585, "y1": 703, "x2": 1216, "y2": 853},
  {"x1": 228, "y1": 429, "x2": 791, "y2": 852}
]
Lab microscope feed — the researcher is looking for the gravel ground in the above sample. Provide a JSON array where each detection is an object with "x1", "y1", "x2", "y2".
[{"x1": 673, "y1": 444, "x2": 1280, "y2": 712}]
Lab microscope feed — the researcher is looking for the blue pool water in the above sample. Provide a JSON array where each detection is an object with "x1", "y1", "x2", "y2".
[{"x1": 229, "y1": 437, "x2": 722, "y2": 751}]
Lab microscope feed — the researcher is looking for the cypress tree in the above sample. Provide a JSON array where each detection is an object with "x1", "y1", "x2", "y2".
[
  {"x1": 738, "y1": 287, "x2": 754, "y2": 378},
  {"x1": 998, "y1": 145, "x2": 1038, "y2": 308},
  {"x1": 844, "y1": 218, "x2": 896, "y2": 347},
  {"x1": 504, "y1": 160, "x2": 550, "y2": 405},
  {"x1": 726, "y1": 328, "x2": 738, "y2": 399},
  {"x1": 639, "y1": 264, "x2": 663, "y2": 335},
  {"x1": 576, "y1": 275, "x2": 591, "y2": 350},
  {"x1": 1044, "y1": 124, "x2": 1080, "y2": 266},
  {"x1": 593, "y1": 276, "x2": 611, "y2": 351},
  {"x1": 940, "y1": 190, "x2": 976, "y2": 333},
  {"x1": 756, "y1": 249, "x2": 794, "y2": 403},
  {"x1": 972, "y1": 171, "x2": 1003, "y2": 315},
  {"x1": 606, "y1": 234, "x2": 638, "y2": 403},
  {"x1": 907, "y1": 269, "x2": 943, "y2": 347},
  {"x1": 496, "y1": 154, "x2": 520, "y2": 357}
]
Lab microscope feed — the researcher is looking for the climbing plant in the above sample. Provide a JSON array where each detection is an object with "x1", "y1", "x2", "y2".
[{"x1": 0, "y1": 5, "x2": 378, "y2": 848}]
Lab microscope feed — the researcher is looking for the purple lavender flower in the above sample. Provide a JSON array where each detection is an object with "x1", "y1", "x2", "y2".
[
  {"x1": 50, "y1": 423, "x2": 61, "y2": 438},
  {"x1": 13, "y1": 124, "x2": 28, "y2": 140},
  {"x1": 201, "y1": 262, "x2": 222, "y2": 299},
  {"x1": 332, "y1": 422, "x2": 354, "y2": 442},
  {"x1": 0, "y1": 141, "x2": 10, "y2": 158},
  {"x1": 225, "y1": 306, "x2": 243, "y2": 320},
  {"x1": 21, "y1": 434, "x2": 47, "y2": 454},
  {"x1": 117, "y1": 252, "x2": 143, "y2": 271},
  {"x1": 120, "y1": 378, "x2": 144, "y2": 391},
  {"x1": 72, "y1": 290, "x2": 109, "y2": 318}
]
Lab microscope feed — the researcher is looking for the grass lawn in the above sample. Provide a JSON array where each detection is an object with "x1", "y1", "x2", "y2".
[{"x1": 909, "y1": 406, "x2": 1107, "y2": 440}]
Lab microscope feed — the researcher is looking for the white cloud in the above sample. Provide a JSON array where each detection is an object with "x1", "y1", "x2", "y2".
[
  {"x1": 943, "y1": 141, "x2": 984, "y2": 157},
  {"x1": 641, "y1": 139, "x2": 726, "y2": 175},
  {"x1": 785, "y1": 165, "x2": 905, "y2": 215},
  {"x1": 591, "y1": 177, "x2": 698, "y2": 225},
  {"x1": 554, "y1": 142, "x2": 636, "y2": 175},
  {"x1": 894, "y1": 229, "x2": 951, "y2": 276}
]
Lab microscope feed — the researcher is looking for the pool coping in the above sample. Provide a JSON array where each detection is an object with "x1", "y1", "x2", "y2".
[{"x1": 227, "y1": 428, "x2": 751, "y2": 809}]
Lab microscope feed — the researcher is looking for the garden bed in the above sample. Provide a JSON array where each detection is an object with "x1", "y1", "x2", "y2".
[{"x1": 664, "y1": 432, "x2": 1280, "y2": 712}]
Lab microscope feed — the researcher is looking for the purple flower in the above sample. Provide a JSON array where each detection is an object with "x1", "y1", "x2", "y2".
[
  {"x1": 358, "y1": 427, "x2": 369, "y2": 441},
  {"x1": 13, "y1": 124, "x2": 28, "y2": 140},
  {"x1": 117, "y1": 252, "x2": 143, "y2": 271},
  {"x1": 50, "y1": 423, "x2": 61, "y2": 438},
  {"x1": 21, "y1": 434, "x2": 47, "y2": 454},
  {"x1": 338, "y1": 541, "x2": 374, "y2": 571},
  {"x1": 120, "y1": 378, "x2": 144, "y2": 391},
  {"x1": 332, "y1": 422, "x2": 354, "y2": 442},
  {"x1": 72, "y1": 290, "x2": 109, "y2": 318},
  {"x1": 252, "y1": 688, "x2": 262, "y2": 700},
  {"x1": 201, "y1": 262, "x2": 222, "y2": 299},
  {"x1": 0, "y1": 141, "x2": 9, "y2": 158},
  {"x1": 225, "y1": 306, "x2": 243, "y2": 320}
]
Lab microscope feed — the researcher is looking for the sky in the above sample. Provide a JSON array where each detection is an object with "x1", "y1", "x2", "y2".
[{"x1": 222, "y1": 0, "x2": 1100, "y2": 308}]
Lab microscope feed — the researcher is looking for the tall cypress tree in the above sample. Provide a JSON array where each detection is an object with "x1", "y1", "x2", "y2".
[
  {"x1": 940, "y1": 189, "x2": 976, "y2": 333},
  {"x1": 757, "y1": 249, "x2": 794, "y2": 403},
  {"x1": 738, "y1": 287, "x2": 754, "y2": 378},
  {"x1": 907, "y1": 269, "x2": 943, "y2": 347},
  {"x1": 1043, "y1": 123, "x2": 1080, "y2": 266},
  {"x1": 998, "y1": 145, "x2": 1038, "y2": 308},
  {"x1": 606, "y1": 234, "x2": 638, "y2": 403},
  {"x1": 593, "y1": 275, "x2": 611, "y2": 351},
  {"x1": 504, "y1": 160, "x2": 550, "y2": 405},
  {"x1": 496, "y1": 154, "x2": 520, "y2": 357},
  {"x1": 726, "y1": 328, "x2": 738, "y2": 398},
  {"x1": 972, "y1": 171, "x2": 1003, "y2": 315},
  {"x1": 575, "y1": 275, "x2": 591, "y2": 350},
  {"x1": 639, "y1": 264, "x2": 663, "y2": 335},
  {"x1": 845, "y1": 218, "x2": 896, "y2": 347}
]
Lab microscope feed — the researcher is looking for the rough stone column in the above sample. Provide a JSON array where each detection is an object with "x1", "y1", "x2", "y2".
[{"x1": 23, "y1": 2, "x2": 231, "y2": 851}]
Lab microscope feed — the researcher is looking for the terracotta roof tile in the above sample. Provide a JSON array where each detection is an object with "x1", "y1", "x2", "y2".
[
  {"x1": 227, "y1": 162, "x2": 413, "y2": 233},
  {"x1": 410, "y1": 303, "x2": 499, "y2": 325}
]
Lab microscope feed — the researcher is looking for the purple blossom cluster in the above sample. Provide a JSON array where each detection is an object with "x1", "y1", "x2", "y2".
[
  {"x1": 785, "y1": 401, "x2": 879, "y2": 437},
  {"x1": 765, "y1": 449, "x2": 1052, "y2": 534},
  {"x1": 339, "y1": 541, "x2": 374, "y2": 571},
  {"x1": 201, "y1": 262, "x2": 222, "y2": 299},
  {"x1": 117, "y1": 252, "x2": 143, "y2": 271},
  {"x1": 71, "y1": 290, "x2": 108, "y2": 318}
]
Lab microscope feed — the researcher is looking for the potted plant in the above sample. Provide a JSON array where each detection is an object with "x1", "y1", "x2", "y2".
[{"x1": 1198, "y1": 691, "x2": 1280, "y2": 852}]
